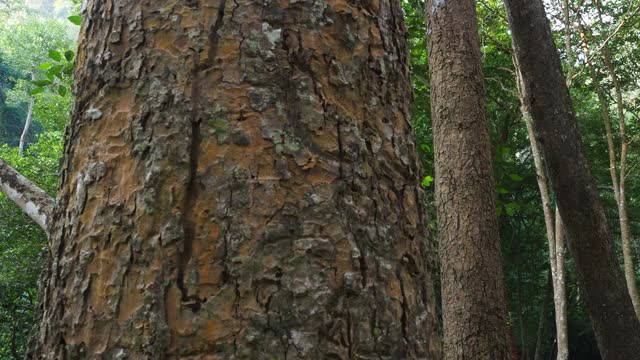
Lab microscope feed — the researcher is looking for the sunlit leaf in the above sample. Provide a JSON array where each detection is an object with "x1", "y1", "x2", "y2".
[{"x1": 68, "y1": 15, "x2": 82, "y2": 26}]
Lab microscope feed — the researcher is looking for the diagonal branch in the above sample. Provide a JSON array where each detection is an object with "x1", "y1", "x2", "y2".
[{"x1": 0, "y1": 158, "x2": 54, "y2": 233}]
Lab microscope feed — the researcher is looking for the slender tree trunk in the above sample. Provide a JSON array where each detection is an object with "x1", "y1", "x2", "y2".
[
  {"x1": 18, "y1": 97, "x2": 34, "y2": 156},
  {"x1": 427, "y1": 1, "x2": 511, "y2": 358},
  {"x1": 563, "y1": 0, "x2": 573, "y2": 88},
  {"x1": 554, "y1": 6, "x2": 571, "y2": 356},
  {"x1": 28, "y1": 1, "x2": 441, "y2": 358},
  {"x1": 553, "y1": 209, "x2": 568, "y2": 360},
  {"x1": 534, "y1": 271, "x2": 552, "y2": 360},
  {"x1": 576, "y1": 24, "x2": 620, "y2": 201},
  {"x1": 505, "y1": 0, "x2": 640, "y2": 358},
  {"x1": 577, "y1": 17, "x2": 640, "y2": 320},
  {"x1": 594, "y1": 0, "x2": 640, "y2": 320},
  {"x1": 516, "y1": 58, "x2": 569, "y2": 360}
]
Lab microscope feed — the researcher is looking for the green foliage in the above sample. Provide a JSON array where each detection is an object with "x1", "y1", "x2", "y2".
[
  {"x1": 0, "y1": 131, "x2": 63, "y2": 359},
  {"x1": 0, "y1": 8, "x2": 72, "y2": 358},
  {"x1": 30, "y1": 15, "x2": 79, "y2": 98}
]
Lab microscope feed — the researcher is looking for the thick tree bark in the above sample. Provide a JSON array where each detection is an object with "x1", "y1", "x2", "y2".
[
  {"x1": 504, "y1": 1, "x2": 640, "y2": 358},
  {"x1": 0, "y1": 158, "x2": 54, "y2": 232},
  {"x1": 28, "y1": 0, "x2": 441, "y2": 358},
  {"x1": 426, "y1": 1, "x2": 510, "y2": 359}
]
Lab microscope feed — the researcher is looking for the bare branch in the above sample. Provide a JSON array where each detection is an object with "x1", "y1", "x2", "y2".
[{"x1": 0, "y1": 158, "x2": 54, "y2": 233}]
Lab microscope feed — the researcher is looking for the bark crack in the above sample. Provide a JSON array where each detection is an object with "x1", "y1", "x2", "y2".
[{"x1": 177, "y1": 0, "x2": 226, "y2": 310}]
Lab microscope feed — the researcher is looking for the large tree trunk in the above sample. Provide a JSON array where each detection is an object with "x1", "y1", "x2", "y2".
[
  {"x1": 504, "y1": 0, "x2": 640, "y2": 358},
  {"x1": 426, "y1": 1, "x2": 511, "y2": 358},
  {"x1": 28, "y1": 0, "x2": 441, "y2": 358}
]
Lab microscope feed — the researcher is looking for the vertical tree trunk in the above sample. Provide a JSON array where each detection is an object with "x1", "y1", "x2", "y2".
[
  {"x1": 516, "y1": 59, "x2": 569, "y2": 360},
  {"x1": 562, "y1": 0, "x2": 573, "y2": 88},
  {"x1": 553, "y1": 209, "x2": 568, "y2": 360},
  {"x1": 593, "y1": 0, "x2": 640, "y2": 320},
  {"x1": 28, "y1": 1, "x2": 441, "y2": 358},
  {"x1": 516, "y1": 44, "x2": 569, "y2": 359},
  {"x1": 504, "y1": 0, "x2": 640, "y2": 358},
  {"x1": 426, "y1": 1, "x2": 511, "y2": 358},
  {"x1": 576, "y1": 23, "x2": 620, "y2": 203},
  {"x1": 577, "y1": 17, "x2": 640, "y2": 320},
  {"x1": 18, "y1": 97, "x2": 34, "y2": 156}
]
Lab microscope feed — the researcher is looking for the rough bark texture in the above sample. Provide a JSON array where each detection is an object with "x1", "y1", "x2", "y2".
[
  {"x1": 27, "y1": 0, "x2": 441, "y2": 359},
  {"x1": 426, "y1": 1, "x2": 510, "y2": 359},
  {"x1": 0, "y1": 158, "x2": 54, "y2": 232},
  {"x1": 504, "y1": 1, "x2": 640, "y2": 358}
]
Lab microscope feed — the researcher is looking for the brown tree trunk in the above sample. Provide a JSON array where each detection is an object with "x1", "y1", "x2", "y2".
[
  {"x1": 504, "y1": 0, "x2": 640, "y2": 358},
  {"x1": 28, "y1": 1, "x2": 441, "y2": 358},
  {"x1": 426, "y1": 1, "x2": 511, "y2": 359}
]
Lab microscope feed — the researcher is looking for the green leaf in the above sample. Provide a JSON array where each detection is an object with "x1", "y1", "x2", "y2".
[
  {"x1": 63, "y1": 63, "x2": 74, "y2": 75},
  {"x1": 509, "y1": 173, "x2": 524, "y2": 182},
  {"x1": 29, "y1": 87, "x2": 44, "y2": 96},
  {"x1": 48, "y1": 49, "x2": 62, "y2": 62},
  {"x1": 31, "y1": 79, "x2": 52, "y2": 86},
  {"x1": 57, "y1": 86, "x2": 67, "y2": 97},
  {"x1": 496, "y1": 185, "x2": 509, "y2": 194},
  {"x1": 421, "y1": 175, "x2": 434, "y2": 187},
  {"x1": 506, "y1": 206, "x2": 514, "y2": 217},
  {"x1": 38, "y1": 62, "x2": 54, "y2": 70},
  {"x1": 68, "y1": 15, "x2": 82, "y2": 25},
  {"x1": 64, "y1": 50, "x2": 74, "y2": 62},
  {"x1": 48, "y1": 65, "x2": 63, "y2": 79},
  {"x1": 505, "y1": 203, "x2": 520, "y2": 217}
]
